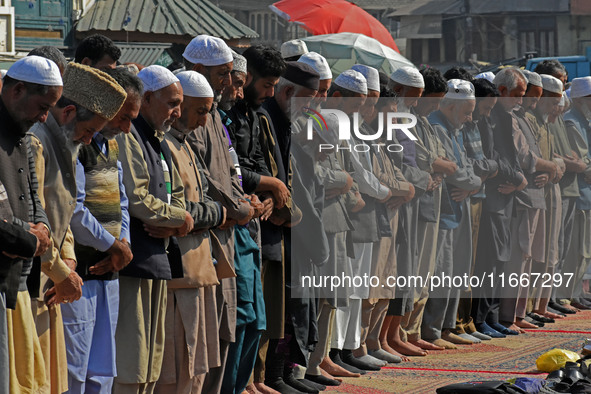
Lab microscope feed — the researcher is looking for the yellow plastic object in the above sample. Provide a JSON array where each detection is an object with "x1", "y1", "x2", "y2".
[{"x1": 536, "y1": 349, "x2": 581, "y2": 372}]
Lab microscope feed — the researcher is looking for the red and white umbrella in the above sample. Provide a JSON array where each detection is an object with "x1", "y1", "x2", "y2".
[{"x1": 270, "y1": 0, "x2": 399, "y2": 53}]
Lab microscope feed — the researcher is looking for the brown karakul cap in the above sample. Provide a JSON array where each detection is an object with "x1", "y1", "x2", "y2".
[{"x1": 62, "y1": 62, "x2": 127, "y2": 120}]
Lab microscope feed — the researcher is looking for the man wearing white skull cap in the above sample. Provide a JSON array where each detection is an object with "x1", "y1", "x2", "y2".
[
  {"x1": 517, "y1": 71, "x2": 566, "y2": 325},
  {"x1": 345, "y1": 64, "x2": 408, "y2": 365},
  {"x1": 0, "y1": 55, "x2": 58, "y2": 394},
  {"x1": 504, "y1": 68, "x2": 563, "y2": 334},
  {"x1": 281, "y1": 39, "x2": 308, "y2": 61},
  {"x1": 422, "y1": 79, "x2": 481, "y2": 349},
  {"x1": 402, "y1": 67, "x2": 455, "y2": 352},
  {"x1": 112, "y1": 64, "x2": 195, "y2": 394},
  {"x1": 538, "y1": 71, "x2": 588, "y2": 316},
  {"x1": 324, "y1": 69, "x2": 393, "y2": 373},
  {"x1": 155, "y1": 70, "x2": 226, "y2": 393},
  {"x1": 183, "y1": 35, "x2": 233, "y2": 102},
  {"x1": 183, "y1": 34, "x2": 255, "y2": 394},
  {"x1": 299, "y1": 52, "x2": 333, "y2": 99},
  {"x1": 220, "y1": 51, "x2": 248, "y2": 112},
  {"x1": 521, "y1": 70, "x2": 544, "y2": 112},
  {"x1": 383, "y1": 66, "x2": 432, "y2": 358},
  {"x1": 333, "y1": 69, "x2": 367, "y2": 96},
  {"x1": 560, "y1": 76, "x2": 591, "y2": 311},
  {"x1": 317, "y1": 70, "x2": 371, "y2": 375}
]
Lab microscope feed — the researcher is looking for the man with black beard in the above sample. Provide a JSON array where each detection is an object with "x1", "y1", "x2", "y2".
[
  {"x1": 223, "y1": 45, "x2": 290, "y2": 394},
  {"x1": 227, "y1": 45, "x2": 289, "y2": 202},
  {"x1": 182, "y1": 35, "x2": 255, "y2": 394},
  {"x1": 384, "y1": 67, "x2": 431, "y2": 355}
]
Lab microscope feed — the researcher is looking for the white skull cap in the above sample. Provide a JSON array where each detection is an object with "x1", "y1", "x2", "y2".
[
  {"x1": 541, "y1": 74, "x2": 563, "y2": 94},
  {"x1": 298, "y1": 52, "x2": 332, "y2": 80},
  {"x1": 176, "y1": 71, "x2": 213, "y2": 98},
  {"x1": 231, "y1": 50, "x2": 247, "y2": 74},
  {"x1": 183, "y1": 35, "x2": 233, "y2": 67},
  {"x1": 281, "y1": 39, "x2": 308, "y2": 59},
  {"x1": 445, "y1": 79, "x2": 475, "y2": 100},
  {"x1": 137, "y1": 65, "x2": 179, "y2": 92},
  {"x1": 390, "y1": 66, "x2": 424, "y2": 89},
  {"x1": 569, "y1": 76, "x2": 591, "y2": 98},
  {"x1": 522, "y1": 70, "x2": 543, "y2": 88},
  {"x1": 334, "y1": 69, "x2": 367, "y2": 95},
  {"x1": 351, "y1": 64, "x2": 380, "y2": 92},
  {"x1": 475, "y1": 71, "x2": 495, "y2": 83},
  {"x1": 7, "y1": 55, "x2": 62, "y2": 86}
]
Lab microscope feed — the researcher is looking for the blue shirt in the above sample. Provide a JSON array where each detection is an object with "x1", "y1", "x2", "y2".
[
  {"x1": 70, "y1": 133, "x2": 130, "y2": 251},
  {"x1": 428, "y1": 111, "x2": 481, "y2": 230}
]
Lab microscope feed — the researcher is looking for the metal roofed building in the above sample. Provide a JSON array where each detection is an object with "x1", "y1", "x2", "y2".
[{"x1": 76, "y1": 0, "x2": 258, "y2": 47}]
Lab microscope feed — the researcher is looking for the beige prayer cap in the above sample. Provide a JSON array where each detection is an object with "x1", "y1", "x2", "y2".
[
  {"x1": 351, "y1": 64, "x2": 380, "y2": 92},
  {"x1": 522, "y1": 70, "x2": 543, "y2": 88},
  {"x1": 183, "y1": 35, "x2": 233, "y2": 66},
  {"x1": 541, "y1": 74, "x2": 563, "y2": 94},
  {"x1": 390, "y1": 66, "x2": 424, "y2": 89},
  {"x1": 298, "y1": 52, "x2": 332, "y2": 80},
  {"x1": 445, "y1": 79, "x2": 475, "y2": 100},
  {"x1": 334, "y1": 69, "x2": 367, "y2": 95},
  {"x1": 281, "y1": 39, "x2": 308, "y2": 59},
  {"x1": 7, "y1": 56, "x2": 62, "y2": 86},
  {"x1": 62, "y1": 62, "x2": 127, "y2": 120},
  {"x1": 475, "y1": 71, "x2": 495, "y2": 83},
  {"x1": 176, "y1": 71, "x2": 213, "y2": 98},
  {"x1": 570, "y1": 77, "x2": 591, "y2": 98}
]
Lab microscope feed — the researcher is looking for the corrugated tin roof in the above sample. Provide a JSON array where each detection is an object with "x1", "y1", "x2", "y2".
[
  {"x1": 116, "y1": 42, "x2": 170, "y2": 65},
  {"x1": 387, "y1": 0, "x2": 462, "y2": 17},
  {"x1": 77, "y1": 0, "x2": 258, "y2": 40},
  {"x1": 469, "y1": 0, "x2": 569, "y2": 14},
  {"x1": 216, "y1": 0, "x2": 274, "y2": 12},
  {"x1": 351, "y1": 0, "x2": 411, "y2": 11}
]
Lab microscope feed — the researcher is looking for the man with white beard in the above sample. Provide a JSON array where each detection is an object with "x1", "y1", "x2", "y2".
[
  {"x1": 558, "y1": 77, "x2": 591, "y2": 309},
  {"x1": 65, "y1": 67, "x2": 141, "y2": 393},
  {"x1": 113, "y1": 65, "x2": 194, "y2": 393},
  {"x1": 422, "y1": 79, "x2": 481, "y2": 349},
  {"x1": 29, "y1": 61, "x2": 127, "y2": 393}
]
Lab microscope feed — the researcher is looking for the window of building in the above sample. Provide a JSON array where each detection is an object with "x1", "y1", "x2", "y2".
[
  {"x1": 249, "y1": 11, "x2": 280, "y2": 43},
  {"x1": 517, "y1": 16, "x2": 557, "y2": 57}
]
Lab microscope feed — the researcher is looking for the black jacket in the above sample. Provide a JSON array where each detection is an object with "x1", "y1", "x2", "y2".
[{"x1": 227, "y1": 100, "x2": 272, "y2": 194}]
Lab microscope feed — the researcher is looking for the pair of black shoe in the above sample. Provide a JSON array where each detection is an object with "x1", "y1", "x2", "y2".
[
  {"x1": 328, "y1": 348, "x2": 381, "y2": 375},
  {"x1": 524, "y1": 316, "x2": 545, "y2": 328},
  {"x1": 546, "y1": 356, "x2": 591, "y2": 391},
  {"x1": 527, "y1": 312, "x2": 555, "y2": 324},
  {"x1": 266, "y1": 366, "x2": 326, "y2": 394}
]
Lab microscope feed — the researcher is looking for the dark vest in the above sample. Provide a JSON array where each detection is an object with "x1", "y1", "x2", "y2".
[
  {"x1": 257, "y1": 101, "x2": 288, "y2": 261},
  {"x1": 120, "y1": 115, "x2": 177, "y2": 280},
  {"x1": 482, "y1": 104, "x2": 523, "y2": 213},
  {"x1": 75, "y1": 138, "x2": 122, "y2": 281},
  {"x1": 0, "y1": 99, "x2": 34, "y2": 308}
]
